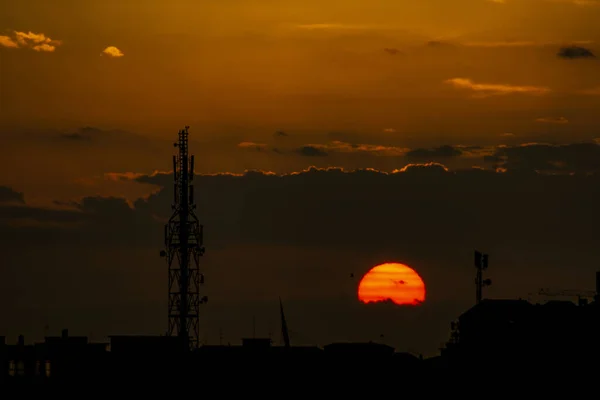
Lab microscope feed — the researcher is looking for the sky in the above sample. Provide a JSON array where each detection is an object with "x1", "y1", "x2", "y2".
[{"x1": 1, "y1": 0, "x2": 600, "y2": 356}]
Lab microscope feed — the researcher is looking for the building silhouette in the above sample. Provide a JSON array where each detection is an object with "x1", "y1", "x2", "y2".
[{"x1": 440, "y1": 271, "x2": 600, "y2": 367}]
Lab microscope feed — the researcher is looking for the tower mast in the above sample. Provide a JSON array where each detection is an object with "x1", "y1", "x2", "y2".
[{"x1": 161, "y1": 126, "x2": 206, "y2": 350}]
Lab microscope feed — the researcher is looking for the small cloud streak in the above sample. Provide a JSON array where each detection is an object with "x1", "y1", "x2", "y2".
[
  {"x1": 294, "y1": 23, "x2": 371, "y2": 31},
  {"x1": 578, "y1": 87, "x2": 600, "y2": 95},
  {"x1": 0, "y1": 30, "x2": 61, "y2": 51},
  {"x1": 102, "y1": 46, "x2": 124, "y2": 58},
  {"x1": 238, "y1": 142, "x2": 268, "y2": 151},
  {"x1": 535, "y1": 116, "x2": 569, "y2": 124},
  {"x1": 104, "y1": 172, "x2": 147, "y2": 182},
  {"x1": 384, "y1": 48, "x2": 401, "y2": 55},
  {"x1": 557, "y1": 46, "x2": 595, "y2": 59},
  {"x1": 548, "y1": 0, "x2": 600, "y2": 5},
  {"x1": 0, "y1": 36, "x2": 18, "y2": 48},
  {"x1": 464, "y1": 40, "x2": 539, "y2": 47},
  {"x1": 431, "y1": 39, "x2": 594, "y2": 48},
  {"x1": 299, "y1": 141, "x2": 409, "y2": 157},
  {"x1": 444, "y1": 78, "x2": 551, "y2": 98}
]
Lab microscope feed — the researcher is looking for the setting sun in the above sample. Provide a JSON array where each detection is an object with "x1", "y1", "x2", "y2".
[{"x1": 358, "y1": 263, "x2": 426, "y2": 306}]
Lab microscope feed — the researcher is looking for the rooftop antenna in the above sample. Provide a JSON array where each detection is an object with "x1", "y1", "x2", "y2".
[
  {"x1": 474, "y1": 250, "x2": 492, "y2": 305},
  {"x1": 279, "y1": 297, "x2": 291, "y2": 348},
  {"x1": 160, "y1": 126, "x2": 206, "y2": 350}
]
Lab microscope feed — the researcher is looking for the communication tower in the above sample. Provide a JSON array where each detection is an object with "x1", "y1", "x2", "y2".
[
  {"x1": 160, "y1": 126, "x2": 207, "y2": 350},
  {"x1": 474, "y1": 250, "x2": 491, "y2": 305}
]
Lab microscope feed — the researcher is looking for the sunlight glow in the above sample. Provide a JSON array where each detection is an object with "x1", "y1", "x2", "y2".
[{"x1": 358, "y1": 263, "x2": 426, "y2": 306}]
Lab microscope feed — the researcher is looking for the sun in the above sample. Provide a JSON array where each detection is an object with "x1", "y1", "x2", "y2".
[{"x1": 357, "y1": 263, "x2": 426, "y2": 306}]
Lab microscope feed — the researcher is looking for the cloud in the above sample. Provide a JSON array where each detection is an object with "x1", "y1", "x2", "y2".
[
  {"x1": 238, "y1": 142, "x2": 268, "y2": 151},
  {"x1": 102, "y1": 46, "x2": 124, "y2": 58},
  {"x1": 384, "y1": 48, "x2": 402, "y2": 55},
  {"x1": 493, "y1": 142, "x2": 600, "y2": 174},
  {"x1": 297, "y1": 145, "x2": 328, "y2": 157},
  {"x1": 234, "y1": 135, "x2": 600, "y2": 176},
  {"x1": 0, "y1": 186, "x2": 25, "y2": 205},
  {"x1": 426, "y1": 40, "x2": 456, "y2": 48},
  {"x1": 291, "y1": 141, "x2": 409, "y2": 157},
  {"x1": 444, "y1": 78, "x2": 551, "y2": 98},
  {"x1": 58, "y1": 126, "x2": 117, "y2": 141},
  {"x1": 464, "y1": 40, "x2": 540, "y2": 47},
  {"x1": 578, "y1": 87, "x2": 600, "y2": 95},
  {"x1": 557, "y1": 46, "x2": 596, "y2": 59},
  {"x1": 383, "y1": 128, "x2": 396, "y2": 133},
  {"x1": 103, "y1": 172, "x2": 147, "y2": 182},
  {"x1": 0, "y1": 36, "x2": 18, "y2": 48},
  {"x1": 239, "y1": 140, "x2": 410, "y2": 158},
  {"x1": 0, "y1": 31, "x2": 61, "y2": 51},
  {"x1": 535, "y1": 117, "x2": 569, "y2": 124},
  {"x1": 294, "y1": 23, "x2": 373, "y2": 31},
  {"x1": 547, "y1": 0, "x2": 600, "y2": 5},
  {"x1": 427, "y1": 39, "x2": 594, "y2": 49},
  {"x1": 405, "y1": 145, "x2": 463, "y2": 159}
]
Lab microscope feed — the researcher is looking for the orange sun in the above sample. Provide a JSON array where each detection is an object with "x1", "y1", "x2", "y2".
[{"x1": 357, "y1": 263, "x2": 426, "y2": 306}]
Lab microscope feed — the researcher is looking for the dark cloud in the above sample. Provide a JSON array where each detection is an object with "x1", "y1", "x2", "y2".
[
  {"x1": 535, "y1": 117, "x2": 569, "y2": 124},
  {"x1": 236, "y1": 138, "x2": 600, "y2": 175},
  {"x1": 384, "y1": 48, "x2": 401, "y2": 55},
  {"x1": 0, "y1": 186, "x2": 25, "y2": 204},
  {"x1": 557, "y1": 46, "x2": 596, "y2": 59},
  {"x1": 426, "y1": 40, "x2": 454, "y2": 47},
  {"x1": 494, "y1": 142, "x2": 600, "y2": 174},
  {"x1": 132, "y1": 165, "x2": 599, "y2": 254},
  {"x1": 274, "y1": 131, "x2": 288, "y2": 137},
  {"x1": 59, "y1": 126, "x2": 108, "y2": 141},
  {"x1": 405, "y1": 145, "x2": 463, "y2": 159},
  {"x1": 61, "y1": 133, "x2": 92, "y2": 141},
  {"x1": 297, "y1": 145, "x2": 328, "y2": 157}
]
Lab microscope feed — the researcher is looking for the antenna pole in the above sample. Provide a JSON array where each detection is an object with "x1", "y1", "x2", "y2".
[
  {"x1": 279, "y1": 297, "x2": 291, "y2": 348},
  {"x1": 162, "y1": 126, "x2": 206, "y2": 350},
  {"x1": 474, "y1": 250, "x2": 491, "y2": 305}
]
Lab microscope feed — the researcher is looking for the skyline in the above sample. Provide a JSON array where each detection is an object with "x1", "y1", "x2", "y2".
[{"x1": 1, "y1": 0, "x2": 599, "y2": 356}]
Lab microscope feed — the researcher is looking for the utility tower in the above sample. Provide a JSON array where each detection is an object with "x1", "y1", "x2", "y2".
[
  {"x1": 160, "y1": 126, "x2": 206, "y2": 350},
  {"x1": 474, "y1": 250, "x2": 492, "y2": 305}
]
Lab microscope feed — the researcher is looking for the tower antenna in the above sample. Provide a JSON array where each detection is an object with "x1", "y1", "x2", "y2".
[
  {"x1": 474, "y1": 250, "x2": 491, "y2": 305},
  {"x1": 160, "y1": 126, "x2": 206, "y2": 350}
]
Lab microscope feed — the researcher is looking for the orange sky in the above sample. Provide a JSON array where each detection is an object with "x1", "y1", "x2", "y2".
[
  {"x1": 0, "y1": 1, "x2": 598, "y2": 206},
  {"x1": 1, "y1": 0, "x2": 600, "y2": 204}
]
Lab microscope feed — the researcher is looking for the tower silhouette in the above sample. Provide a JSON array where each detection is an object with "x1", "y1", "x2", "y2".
[{"x1": 160, "y1": 126, "x2": 206, "y2": 350}]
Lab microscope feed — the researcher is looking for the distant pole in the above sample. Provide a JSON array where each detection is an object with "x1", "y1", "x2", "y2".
[
  {"x1": 474, "y1": 250, "x2": 491, "y2": 305},
  {"x1": 475, "y1": 251, "x2": 483, "y2": 304},
  {"x1": 279, "y1": 297, "x2": 291, "y2": 348},
  {"x1": 253, "y1": 316, "x2": 256, "y2": 338}
]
